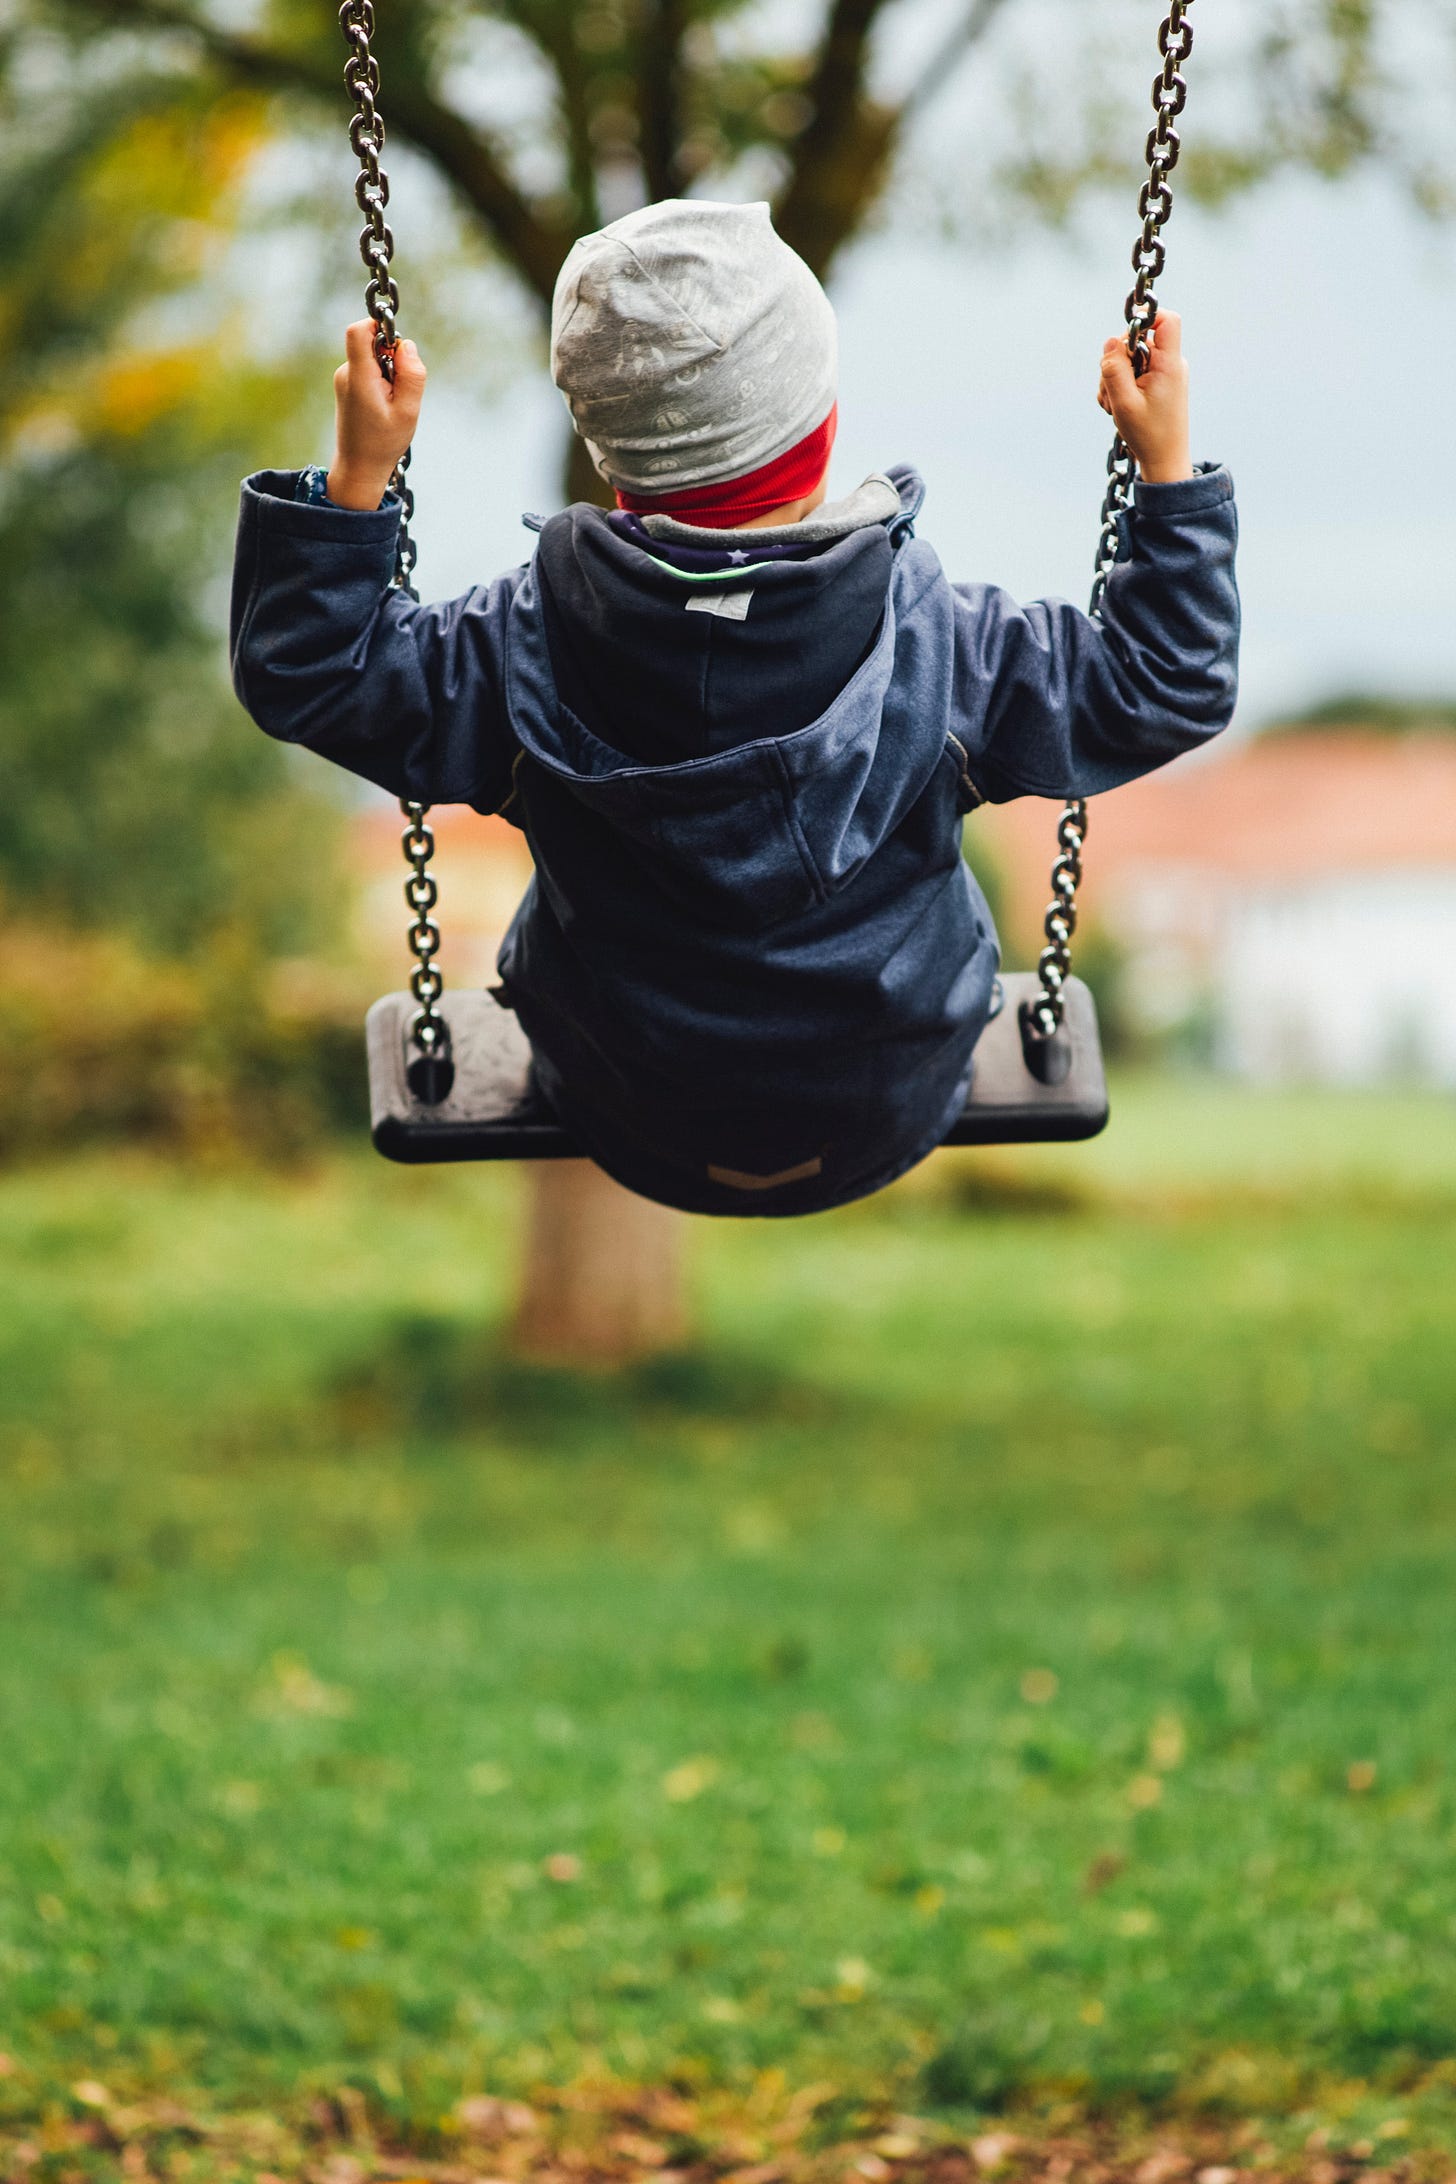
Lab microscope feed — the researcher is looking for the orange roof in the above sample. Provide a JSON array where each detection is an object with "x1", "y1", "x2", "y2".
[
  {"x1": 978, "y1": 730, "x2": 1456, "y2": 931},
  {"x1": 351, "y1": 734, "x2": 1456, "y2": 949}
]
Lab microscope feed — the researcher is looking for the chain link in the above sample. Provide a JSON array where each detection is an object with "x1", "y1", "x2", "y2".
[
  {"x1": 401, "y1": 805, "x2": 447, "y2": 1041},
  {"x1": 1026, "y1": 0, "x2": 1195, "y2": 1048},
  {"x1": 338, "y1": 0, "x2": 416, "y2": 595},
  {"x1": 340, "y1": 0, "x2": 443, "y2": 1086}
]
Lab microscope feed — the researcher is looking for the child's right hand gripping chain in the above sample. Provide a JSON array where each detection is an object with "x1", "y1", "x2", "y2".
[
  {"x1": 1097, "y1": 308, "x2": 1192, "y2": 484},
  {"x1": 326, "y1": 318, "x2": 427, "y2": 511}
]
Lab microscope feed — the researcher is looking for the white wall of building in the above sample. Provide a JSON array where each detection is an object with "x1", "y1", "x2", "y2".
[{"x1": 1216, "y1": 873, "x2": 1456, "y2": 1088}]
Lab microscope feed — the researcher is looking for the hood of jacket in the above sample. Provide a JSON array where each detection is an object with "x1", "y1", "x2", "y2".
[{"x1": 503, "y1": 467, "x2": 957, "y2": 929}]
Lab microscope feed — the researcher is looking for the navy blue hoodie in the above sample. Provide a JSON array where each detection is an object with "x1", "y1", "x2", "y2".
[{"x1": 231, "y1": 462, "x2": 1239, "y2": 1214}]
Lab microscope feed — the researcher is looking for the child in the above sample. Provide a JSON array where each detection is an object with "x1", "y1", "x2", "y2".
[{"x1": 231, "y1": 198, "x2": 1238, "y2": 1215}]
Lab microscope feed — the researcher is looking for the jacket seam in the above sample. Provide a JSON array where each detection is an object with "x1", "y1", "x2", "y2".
[
  {"x1": 893, "y1": 559, "x2": 944, "y2": 626},
  {"x1": 771, "y1": 744, "x2": 829, "y2": 906}
]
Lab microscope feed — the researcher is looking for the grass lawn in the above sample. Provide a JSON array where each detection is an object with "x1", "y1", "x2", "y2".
[{"x1": 2, "y1": 1076, "x2": 1455, "y2": 2161}]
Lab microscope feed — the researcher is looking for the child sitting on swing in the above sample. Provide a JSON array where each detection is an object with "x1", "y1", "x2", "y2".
[{"x1": 232, "y1": 198, "x2": 1238, "y2": 1214}]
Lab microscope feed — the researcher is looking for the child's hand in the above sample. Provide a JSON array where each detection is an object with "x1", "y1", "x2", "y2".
[
  {"x1": 1097, "y1": 309, "x2": 1192, "y2": 484},
  {"x1": 326, "y1": 319, "x2": 427, "y2": 511}
]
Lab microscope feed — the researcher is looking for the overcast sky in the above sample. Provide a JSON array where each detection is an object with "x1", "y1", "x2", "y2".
[{"x1": 394, "y1": 167, "x2": 1455, "y2": 734}]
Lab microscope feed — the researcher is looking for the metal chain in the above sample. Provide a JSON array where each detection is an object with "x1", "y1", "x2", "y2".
[
  {"x1": 1026, "y1": 0, "x2": 1196, "y2": 1047},
  {"x1": 339, "y1": 0, "x2": 447, "y2": 1089},
  {"x1": 338, "y1": 0, "x2": 417, "y2": 595},
  {"x1": 401, "y1": 807, "x2": 448, "y2": 1063}
]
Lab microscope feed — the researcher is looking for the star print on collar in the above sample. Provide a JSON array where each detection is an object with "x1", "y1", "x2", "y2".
[{"x1": 727, "y1": 548, "x2": 751, "y2": 564}]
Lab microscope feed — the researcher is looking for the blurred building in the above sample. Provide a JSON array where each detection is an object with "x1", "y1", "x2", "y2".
[
  {"x1": 978, "y1": 731, "x2": 1456, "y2": 1086},
  {"x1": 354, "y1": 730, "x2": 1456, "y2": 1088}
]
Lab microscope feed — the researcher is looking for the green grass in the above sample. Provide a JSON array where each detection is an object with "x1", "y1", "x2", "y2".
[{"x1": 2, "y1": 1076, "x2": 1456, "y2": 2146}]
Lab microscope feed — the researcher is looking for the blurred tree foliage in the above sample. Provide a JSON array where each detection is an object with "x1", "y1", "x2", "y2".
[
  {"x1": 0, "y1": 920, "x2": 366, "y2": 1160},
  {"x1": 1269, "y1": 694, "x2": 1456, "y2": 736},
  {"x1": 36, "y1": 0, "x2": 1447, "y2": 501},
  {"x1": 0, "y1": 63, "x2": 344, "y2": 955},
  {"x1": 2, "y1": 0, "x2": 1442, "y2": 951}
]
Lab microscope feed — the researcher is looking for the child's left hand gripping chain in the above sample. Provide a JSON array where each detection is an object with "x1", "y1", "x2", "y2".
[
  {"x1": 1097, "y1": 309, "x2": 1191, "y2": 485},
  {"x1": 326, "y1": 319, "x2": 427, "y2": 511}
]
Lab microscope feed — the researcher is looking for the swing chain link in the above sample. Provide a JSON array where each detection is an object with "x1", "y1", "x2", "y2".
[
  {"x1": 339, "y1": 0, "x2": 417, "y2": 597},
  {"x1": 402, "y1": 806, "x2": 448, "y2": 1056},
  {"x1": 1027, "y1": 0, "x2": 1195, "y2": 1048},
  {"x1": 340, "y1": 0, "x2": 447, "y2": 1091}
]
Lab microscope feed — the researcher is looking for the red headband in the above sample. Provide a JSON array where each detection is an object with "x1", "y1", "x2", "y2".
[{"x1": 615, "y1": 406, "x2": 838, "y2": 530}]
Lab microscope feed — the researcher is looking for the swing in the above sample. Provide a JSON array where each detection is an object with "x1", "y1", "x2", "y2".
[{"x1": 344, "y1": 0, "x2": 1197, "y2": 1167}]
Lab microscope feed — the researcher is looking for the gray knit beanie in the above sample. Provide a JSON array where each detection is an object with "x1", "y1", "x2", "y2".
[{"x1": 550, "y1": 198, "x2": 838, "y2": 496}]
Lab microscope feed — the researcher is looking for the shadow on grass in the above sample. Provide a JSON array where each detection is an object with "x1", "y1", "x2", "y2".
[
  {"x1": 325, "y1": 1313, "x2": 852, "y2": 1447},
  {"x1": 937, "y1": 1159, "x2": 1093, "y2": 1219}
]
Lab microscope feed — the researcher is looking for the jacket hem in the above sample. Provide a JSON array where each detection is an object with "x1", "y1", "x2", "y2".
[
  {"x1": 1132, "y1": 462, "x2": 1233, "y2": 516},
  {"x1": 240, "y1": 469, "x2": 403, "y2": 545},
  {"x1": 534, "y1": 1054, "x2": 977, "y2": 1220}
]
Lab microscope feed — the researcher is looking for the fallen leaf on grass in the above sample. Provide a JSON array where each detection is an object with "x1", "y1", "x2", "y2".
[
  {"x1": 1, "y1": 2077, "x2": 1443, "y2": 2184},
  {"x1": 1135, "y1": 2153, "x2": 1191, "y2": 2184},
  {"x1": 971, "y1": 2134, "x2": 1020, "y2": 2171},
  {"x1": 314, "y1": 2157, "x2": 366, "y2": 2184},
  {"x1": 610, "y1": 2135, "x2": 670, "y2": 2167},
  {"x1": 454, "y1": 2099, "x2": 536, "y2": 2141},
  {"x1": 368, "y1": 2166, "x2": 480, "y2": 2184}
]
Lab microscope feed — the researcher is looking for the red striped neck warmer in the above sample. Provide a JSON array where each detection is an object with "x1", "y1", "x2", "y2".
[{"x1": 615, "y1": 406, "x2": 838, "y2": 531}]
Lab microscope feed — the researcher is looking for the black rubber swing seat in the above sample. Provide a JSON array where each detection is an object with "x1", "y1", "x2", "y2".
[{"x1": 365, "y1": 972, "x2": 1109, "y2": 1167}]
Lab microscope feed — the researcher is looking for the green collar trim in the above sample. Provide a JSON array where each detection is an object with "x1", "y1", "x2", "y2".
[{"x1": 640, "y1": 555, "x2": 777, "y2": 586}]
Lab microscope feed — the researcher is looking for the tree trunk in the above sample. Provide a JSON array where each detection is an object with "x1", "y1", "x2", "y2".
[
  {"x1": 506, "y1": 429, "x2": 691, "y2": 1369},
  {"x1": 512, "y1": 1161, "x2": 690, "y2": 1365}
]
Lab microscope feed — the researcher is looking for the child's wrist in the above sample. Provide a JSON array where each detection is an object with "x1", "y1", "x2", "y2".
[
  {"x1": 1138, "y1": 445, "x2": 1194, "y2": 485},
  {"x1": 326, "y1": 459, "x2": 395, "y2": 510}
]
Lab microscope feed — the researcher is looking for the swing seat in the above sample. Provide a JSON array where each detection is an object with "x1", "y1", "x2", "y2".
[{"x1": 365, "y1": 973, "x2": 1109, "y2": 1167}]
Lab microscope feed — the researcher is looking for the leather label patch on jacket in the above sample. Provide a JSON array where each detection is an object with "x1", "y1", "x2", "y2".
[{"x1": 707, "y1": 1154, "x2": 824, "y2": 1192}]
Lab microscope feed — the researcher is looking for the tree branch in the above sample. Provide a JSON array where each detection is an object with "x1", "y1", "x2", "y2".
[
  {"x1": 773, "y1": 0, "x2": 900, "y2": 277},
  {"x1": 492, "y1": 4, "x2": 602, "y2": 239},
  {"x1": 775, "y1": 0, "x2": 1021, "y2": 283},
  {"x1": 58, "y1": 0, "x2": 571, "y2": 309},
  {"x1": 637, "y1": 0, "x2": 688, "y2": 204}
]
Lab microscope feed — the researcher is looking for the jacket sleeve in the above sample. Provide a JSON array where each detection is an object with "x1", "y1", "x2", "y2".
[
  {"x1": 949, "y1": 463, "x2": 1240, "y2": 804},
  {"x1": 229, "y1": 468, "x2": 526, "y2": 811}
]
